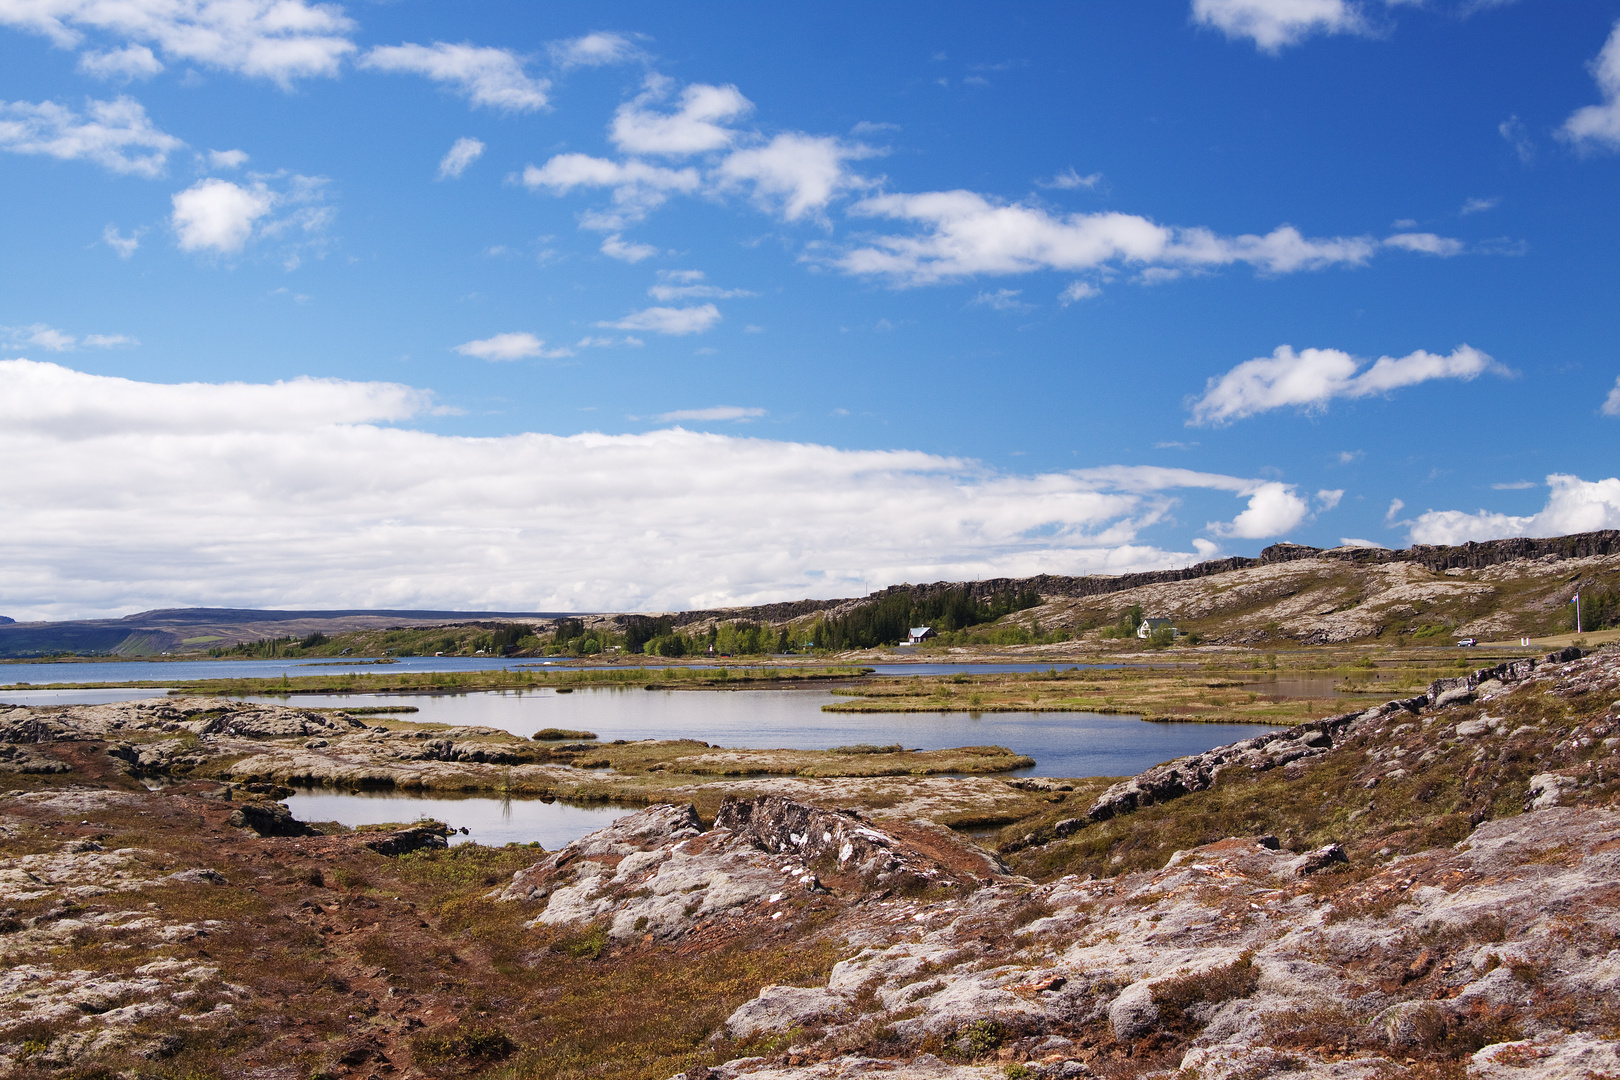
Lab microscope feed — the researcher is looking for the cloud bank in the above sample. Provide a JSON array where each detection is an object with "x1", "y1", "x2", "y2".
[
  {"x1": 0, "y1": 361, "x2": 1314, "y2": 620},
  {"x1": 1408, "y1": 475, "x2": 1620, "y2": 545}
]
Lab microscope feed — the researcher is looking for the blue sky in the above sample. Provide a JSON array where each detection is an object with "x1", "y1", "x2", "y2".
[{"x1": 3, "y1": 0, "x2": 1620, "y2": 619}]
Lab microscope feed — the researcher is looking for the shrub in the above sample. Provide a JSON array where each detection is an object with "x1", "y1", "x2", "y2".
[
  {"x1": 411, "y1": 1022, "x2": 517, "y2": 1065},
  {"x1": 1151, "y1": 951, "x2": 1259, "y2": 1034}
]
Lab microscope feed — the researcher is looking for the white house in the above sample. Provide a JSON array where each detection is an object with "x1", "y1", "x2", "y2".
[
  {"x1": 907, "y1": 626, "x2": 936, "y2": 645},
  {"x1": 1137, "y1": 617, "x2": 1176, "y2": 639}
]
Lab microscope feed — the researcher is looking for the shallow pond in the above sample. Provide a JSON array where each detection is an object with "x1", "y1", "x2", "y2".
[
  {"x1": 239, "y1": 687, "x2": 1281, "y2": 780},
  {"x1": 285, "y1": 789, "x2": 627, "y2": 849}
]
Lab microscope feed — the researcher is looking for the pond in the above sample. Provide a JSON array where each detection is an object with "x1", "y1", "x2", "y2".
[
  {"x1": 236, "y1": 686, "x2": 1283, "y2": 780},
  {"x1": 285, "y1": 788, "x2": 627, "y2": 849}
]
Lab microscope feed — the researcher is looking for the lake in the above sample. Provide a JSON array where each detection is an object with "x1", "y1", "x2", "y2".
[
  {"x1": 0, "y1": 655, "x2": 1121, "y2": 688},
  {"x1": 285, "y1": 788, "x2": 627, "y2": 849},
  {"x1": 229, "y1": 686, "x2": 1282, "y2": 780}
]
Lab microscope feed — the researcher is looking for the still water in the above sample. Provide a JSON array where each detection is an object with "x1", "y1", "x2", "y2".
[
  {"x1": 0, "y1": 655, "x2": 1123, "y2": 688},
  {"x1": 285, "y1": 788, "x2": 627, "y2": 849},
  {"x1": 233, "y1": 686, "x2": 1281, "y2": 781}
]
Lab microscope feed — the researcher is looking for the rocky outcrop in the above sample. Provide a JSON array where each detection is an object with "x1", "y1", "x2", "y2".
[
  {"x1": 1080, "y1": 648, "x2": 1580, "y2": 826},
  {"x1": 498, "y1": 795, "x2": 1010, "y2": 945}
]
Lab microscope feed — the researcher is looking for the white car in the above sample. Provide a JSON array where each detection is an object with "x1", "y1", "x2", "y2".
[{"x1": 1456, "y1": 638, "x2": 1478, "y2": 646}]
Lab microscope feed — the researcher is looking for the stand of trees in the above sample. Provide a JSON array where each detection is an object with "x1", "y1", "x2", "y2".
[{"x1": 801, "y1": 586, "x2": 1042, "y2": 650}]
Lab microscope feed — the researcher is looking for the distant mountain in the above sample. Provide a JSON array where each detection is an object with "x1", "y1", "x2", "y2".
[{"x1": 0, "y1": 607, "x2": 583, "y2": 659}]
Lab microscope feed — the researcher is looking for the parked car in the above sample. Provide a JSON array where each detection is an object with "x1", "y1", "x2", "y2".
[{"x1": 1457, "y1": 637, "x2": 1478, "y2": 646}]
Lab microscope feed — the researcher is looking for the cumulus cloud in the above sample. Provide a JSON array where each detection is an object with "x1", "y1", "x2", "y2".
[
  {"x1": 1191, "y1": 0, "x2": 1367, "y2": 53},
  {"x1": 102, "y1": 224, "x2": 141, "y2": 258},
  {"x1": 599, "y1": 304, "x2": 721, "y2": 335},
  {"x1": 1189, "y1": 344, "x2": 1506, "y2": 425},
  {"x1": 1038, "y1": 167, "x2": 1101, "y2": 190},
  {"x1": 1603, "y1": 376, "x2": 1620, "y2": 417},
  {"x1": 436, "y1": 136, "x2": 483, "y2": 179},
  {"x1": 1408, "y1": 474, "x2": 1620, "y2": 545},
  {"x1": 1316, "y1": 488, "x2": 1344, "y2": 510},
  {"x1": 2, "y1": 323, "x2": 135, "y2": 351},
  {"x1": 1561, "y1": 19, "x2": 1620, "y2": 149},
  {"x1": 713, "y1": 133, "x2": 877, "y2": 221},
  {"x1": 655, "y1": 406, "x2": 765, "y2": 422},
  {"x1": 1059, "y1": 281, "x2": 1100, "y2": 305},
  {"x1": 601, "y1": 234, "x2": 659, "y2": 263},
  {"x1": 361, "y1": 43, "x2": 549, "y2": 111},
  {"x1": 609, "y1": 76, "x2": 752, "y2": 156},
  {"x1": 549, "y1": 32, "x2": 641, "y2": 69},
  {"x1": 646, "y1": 270, "x2": 753, "y2": 301},
  {"x1": 971, "y1": 288, "x2": 1032, "y2": 312},
  {"x1": 0, "y1": 95, "x2": 182, "y2": 177},
  {"x1": 77, "y1": 44, "x2": 162, "y2": 80},
  {"x1": 207, "y1": 148, "x2": 248, "y2": 169},
  {"x1": 0, "y1": 360, "x2": 1302, "y2": 619},
  {"x1": 452, "y1": 332, "x2": 569, "y2": 362},
  {"x1": 1205, "y1": 482, "x2": 1311, "y2": 539},
  {"x1": 1383, "y1": 232, "x2": 1464, "y2": 256},
  {"x1": 521, "y1": 153, "x2": 701, "y2": 230},
  {"x1": 837, "y1": 190, "x2": 1379, "y2": 286},
  {"x1": 0, "y1": 0, "x2": 356, "y2": 84},
  {"x1": 1461, "y1": 197, "x2": 1500, "y2": 215},
  {"x1": 170, "y1": 177, "x2": 275, "y2": 253}
]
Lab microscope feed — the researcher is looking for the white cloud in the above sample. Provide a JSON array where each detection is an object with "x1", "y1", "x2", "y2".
[
  {"x1": 1383, "y1": 231, "x2": 1464, "y2": 256},
  {"x1": 599, "y1": 304, "x2": 721, "y2": 336},
  {"x1": 1189, "y1": 344, "x2": 1506, "y2": 425},
  {"x1": 837, "y1": 190, "x2": 1379, "y2": 285},
  {"x1": 1408, "y1": 474, "x2": 1620, "y2": 545},
  {"x1": 549, "y1": 32, "x2": 641, "y2": 69},
  {"x1": 646, "y1": 270, "x2": 753, "y2": 301},
  {"x1": 601, "y1": 233, "x2": 659, "y2": 263},
  {"x1": 1492, "y1": 480, "x2": 1536, "y2": 490},
  {"x1": 453, "y1": 332, "x2": 569, "y2": 362},
  {"x1": 436, "y1": 136, "x2": 483, "y2": 180},
  {"x1": 714, "y1": 133, "x2": 877, "y2": 221},
  {"x1": 1499, "y1": 115, "x2": 1534, "y2": 163},
  {"x1": 0, "y1": 0, "x2": 356, "y2": 84},
  {"x1": 1207, "y1": 481, "x2": 1311, "y2": 539},
  {"x1": 77, "y1": 44, "x2": 162, "y2": 80},
  {"x1": 971, "y1": 288, "x2": 1032, "y2": 312},
  {"x1": 360, "y1": 43, "x2": 549, "y2": 111},
  {"x1": 609, "y1": 76, "x2": 752, "y2": 156},
  {"x1": 0, "y1": 360, "x2": 1299, "y2": 619},
  {"x1": 170, "y1": 177, "x2": 275, "y2": 253},
  {"x1": 1192, "y1": 537, "x2": 1221, "y2": 559},
  {"x1": 1336, "y1": 450, "x2": 1362, "y2": 463},
  {"x1": 1385, "y1": 498, "x2": 1404, "y2": 523},
  {"x1": 207, "y1": 148, "x2": 248, "y2": 170},
  {"x1": 1603, "y1": 376, "x2": 1620, "y2": 417},
  {"x1": 0, "y1": 95, "x2": 182, "y2": 177},
  {"x1": 1460, "y1": 197, "x2": 1499, "y2": 215},
  {"x1": 1316, "y1": 488, "x2": 1344, "y2": 510},
  {"x1": 1191, "y1": 0, "x2": 1367, "y2": 53},
  {"x1": 102, "y1": 223, "x2": 140, "y2": 258},
  {"x1": 521, "y1": 153, "x2": 701, "y2": 230},
  {"x1": 655, "y1": 406, "x2": 765, "y2": 422},
  {"x1": 1338, "y1": 538, "x2": 1385, "y2": 548},
  {"x1": 1059, "y1": 281, "x2": 1100, "y2": 305},
  {"x1": 850, "y1": 120, "x2": 900, "y2": 137},
  {"x1": 1038, "y1": 167, "x2": 1101, "y2": 190},
  {"x1": 1561, "y1": 19, "x2": 1620, "y2": 150},
  {"x1": 3, "y1": 322, "x2": 137, "y2": 352}
]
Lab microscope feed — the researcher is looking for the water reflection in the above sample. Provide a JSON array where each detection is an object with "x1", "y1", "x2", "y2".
[
  {"x1": 285, "y1": 788, "x2": 627, "y2": 849},
  {"x1": 242, "y1": 687, "x2": 1281, "y2": 779}
]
